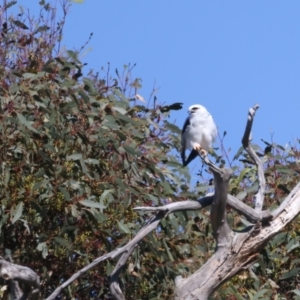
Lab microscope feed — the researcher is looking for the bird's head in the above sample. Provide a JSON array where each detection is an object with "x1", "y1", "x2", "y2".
[{"x1": 188, "y1": 104, "x2": 208, "y2": 115}]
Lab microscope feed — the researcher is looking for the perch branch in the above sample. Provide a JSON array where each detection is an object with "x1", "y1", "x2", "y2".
[
  {"x1": 173, "y1": 105, "x2": 300, "y2": 299},
  {"x1": 242, "y1": 104, "x2": 266, "y2": 211},
  {"x1": 201, "y1": 156, "x2": 232, "y2": 246}
]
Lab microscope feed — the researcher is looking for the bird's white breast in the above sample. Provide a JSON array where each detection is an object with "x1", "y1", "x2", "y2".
[{"x1": 184, "y1": 112, "x2": 217, "y2": 151}]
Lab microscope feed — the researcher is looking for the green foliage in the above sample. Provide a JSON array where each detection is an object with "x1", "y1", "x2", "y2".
[{"x1": 0, "y1": 1, "x2": 300, "y2": 299}]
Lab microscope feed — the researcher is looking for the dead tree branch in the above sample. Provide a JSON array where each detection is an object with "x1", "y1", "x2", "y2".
[
  {"x1": 174, "y1": 180, "x2": 300, "y2": 299},
  {"x1": 0, "y1": 256, "x2": 40, "y2": 300},
  {"x1": 172, "y1": 104, "x2": 299, "y2": 299},
  {"x1": 135, "y1": 195, "x2": 272, "y2": 223}
]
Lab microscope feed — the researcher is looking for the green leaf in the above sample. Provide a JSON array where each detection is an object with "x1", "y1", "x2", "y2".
[
  {"x1": 165, "y1": 122, "x2": 181, "y2": 134},
  {"x1": 17, "y1": 113, "x2": 39, "y2": 133},
  {"x1": 58, "y1": 186, "x2": 70, "y2": 201},
  {"x1": 80, "y1": 199, "x2": 106, "y2": 213},
  {"x1": 83, "y1": 77, "x2": 96, "y2": 91},
  {"x1": 286, "y1": 239, "x2": 299, "y2": 253},
  {"x1": 67, "y1": 153, "x2": 82, "y2": 160},
  {"x1": 275, "y1": 165, "x2": 294, "y2": 174},
  {"x1": 280, "y1": 267, "x2": 300, "y2": 280},
  {"x1": 20, "y1": 219, "x2": 30, "y2": 234},
  {"x1": 233, "y1": 146, "x2": 244, "y2": 161},
  {"x1": 4, "y1": 168, "x2": 10, "y2": 186},
  {"x1": 100, "y1": 189, "x2": 114, "y2": 208},
  {"x1": 4, "y1": 1, "x2": 17, "y2": 9},
  {"x1": 79, "y1": 157, "x2": 91, "y2": 178},
  {"x1": 236, "y1": 191, "x2": 247, "y2": 200},
  {"x1": 237, "y1": 167, "x2": 251, "y2": 184},
  {"x1": 84, "y1": 158, "x2": 99, "y2": 165},
  {"x1": 252, "y1": 289, "x2": 271, "y2": 300},
  {"x1": 38, "y1": 150, "x2": 52, "y2": 163},
  {"x1": 117, "y1": 220, "x2": 130, "y2": 234},
  {"x1": 30, "y1": 201, "x2": 47, "y2": 219},
  {"x1": 12, "y1": 20, "x2": 29, "y2": 29},
  {"x1": 53, "y1": 237, "x2": 71, "y2": 248},
  {"x1": 37, "y1": 242, "x2": 48, "y2": 258},
  {"x1": 78, "y1": 89, "x2": 90, "y2": 103},
  {"x1": 11, "y1": 202, "x2": 23, "y2": 224},
  {"x1": 35, "y1": 25, "x2": 50, "y2": 33},
  {"x1": 163, "y1": 239, "x2": 174, "y2": 261},
  {"x1": 113, "y1": 106, "x2": 127, "y2": 115},
  {"x1": 71, "y1": 205, "x2": 80, "y2": 218},
  {"x1": 144, "y1": 194, "x2": 158, "y2": 205},
  {"x1": 292, "y1": 290, "x2": 300, "y2": 296},
  {"x1": 71, "y1": 0, "x2": 84, "y2": 3},
  {"x1": 124, "y1": 145, "x2": 141, "y2": 156}
]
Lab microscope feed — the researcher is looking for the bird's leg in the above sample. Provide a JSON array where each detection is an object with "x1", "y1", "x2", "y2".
[{"x1": 193, "y1": 143, "x2": 207, "y2": 156}]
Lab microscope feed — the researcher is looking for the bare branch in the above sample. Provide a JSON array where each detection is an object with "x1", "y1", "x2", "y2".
[
  {"x1": 227, "y1": 195, "x2": 272, "y2": 223},
  {"x1": 0, "y1": 256, "x2": 40, "y2": 300},
  {"x1": 6, "y1": 256, "x2": 23, "y2": 300},
  {"x1": 134, "y1": 199, "x2": 211, "y2": 215},
  {"x1": 109, "y1": 212, "x2": 165, "y2": 299},
  {"x1": 203, "y1": 157, "x2": 232, "y2": 246},
  {"x1": 46, "y1": 212, "x2": 166, "y2": 300},
  {"x1": 242, "y1": 104, "x2": 266, "y2": 211},
  {"x1": 110, "y1": 251, "x2": 133, "y2": 300},
  {"x1": 135, "y1": 195, "x2": 272, "y2": 224}
]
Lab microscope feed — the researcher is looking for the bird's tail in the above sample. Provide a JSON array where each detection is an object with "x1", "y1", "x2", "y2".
[{"x1": 183, "y1": 149, "x2": 198, "y2": 167}]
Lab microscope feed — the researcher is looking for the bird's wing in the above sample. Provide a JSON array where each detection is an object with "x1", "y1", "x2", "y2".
[
  {"x1": 181, "y1": 116, "x2": 190, "y2": 165},
  {"x1": 181, "y1": 116, "x2": 190, "y2": 139}
]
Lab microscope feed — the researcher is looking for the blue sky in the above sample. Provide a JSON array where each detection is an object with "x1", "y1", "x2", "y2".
[{"x1": 12, "y1": 1, "x2": 300, "y2": 176}]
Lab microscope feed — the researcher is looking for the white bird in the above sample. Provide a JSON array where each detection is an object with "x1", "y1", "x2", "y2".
[{"x1": 181, "y1": 104, "x2": 217, "y2": 167}]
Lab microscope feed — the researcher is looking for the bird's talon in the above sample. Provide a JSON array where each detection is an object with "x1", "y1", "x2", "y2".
[{"x1": 200, "y1": 149, "x2": 207, "y2": 156}]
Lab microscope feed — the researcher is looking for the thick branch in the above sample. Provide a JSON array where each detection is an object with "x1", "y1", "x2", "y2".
[
  {"x1": 0, "y1": 257, "x2": 40, "y2": 300},
  {"x1": 135, "y1": 196, "x2": 272, "y2": 223},
  {"x1": 242, "y1": 104, "x2": 266, "y2": 211},
  {"x1": 202, "y1": 156, "x2": 232, "y2": 246}
]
